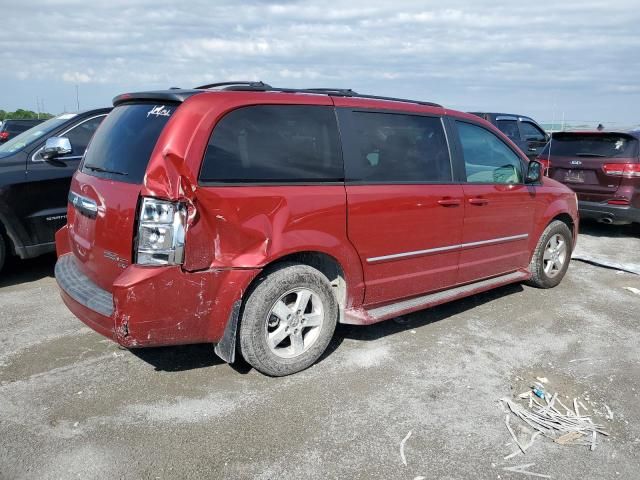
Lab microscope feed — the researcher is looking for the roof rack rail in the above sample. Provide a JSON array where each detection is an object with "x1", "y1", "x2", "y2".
[
  {"x1": 195, "y1": 81, "x2": 272, "y2": 90},
  {"x1": 193, "y1": 82, "x2": 442, "y2": 108}
]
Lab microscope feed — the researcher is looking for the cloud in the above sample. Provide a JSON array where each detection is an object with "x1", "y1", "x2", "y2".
[
  {"x1": 62, "y1": 72, "x2": 92, "y2": 83},
  {"x1": 0, "y1": 0, "x2": 638, "y2": 124}
]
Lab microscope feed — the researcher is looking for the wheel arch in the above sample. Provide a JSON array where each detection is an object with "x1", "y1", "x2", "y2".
[
  {"x1": 256, "y1": 250, "x2": 348, "y2": 313},
  {"x1": 215, "y1": 250, "x2": 352, "y2": 365},
  {"x1": 551, "y1": 212, "x2": 576, "y2": 240}
]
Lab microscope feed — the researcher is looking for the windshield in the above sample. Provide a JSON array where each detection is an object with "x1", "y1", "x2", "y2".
[
  {"x1": 542, "y1": 133, "x2": 638, "y2": 158},
  {"x1": 0, "y1": 114, "x2": 78, "y2": 157}
]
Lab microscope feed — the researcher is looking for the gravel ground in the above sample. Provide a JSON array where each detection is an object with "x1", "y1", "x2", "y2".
[{"x1": 1, "y1": 220, "x2": 639, "y2": 480}]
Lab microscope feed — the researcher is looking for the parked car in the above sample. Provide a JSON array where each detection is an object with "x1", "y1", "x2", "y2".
[
  {"x1": 0, "y1": 108, "x2": 111, "y2": 272},
  {"x1": 538, "y1": 130, "x2": 640, "y2": 225},
  {"x1": 469, "y1": 112, "x2": 549, "y2": 160},
  {"x1": 54, "y1": 82, "x2": 578, "y2": 376},
  {"x1": 0, "y1": 119, "x2": 44, "y2": 143}
]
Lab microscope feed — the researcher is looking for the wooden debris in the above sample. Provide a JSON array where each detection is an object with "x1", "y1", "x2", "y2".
[
  {"x1": 505, "y1": 415, "x2": 526, "y2": 454},
  {"x1": 500, "y1": 397, "x2": 609, "y2": 444},
  {"x1": 604, "y1": 404, "x2": 614, "y2": 420},
  {"x1": 503, "y1": 463, "x2": 552, "y2": 478},
  {"x1": 400, "y1": 430, "x2": 412, "y2": 466},
  {"x1": 505, "y1": 432, "x2": 541, "y2": 460},
  {"x1": 555, "y1": 432, "x2": 583, "y2": 445}
]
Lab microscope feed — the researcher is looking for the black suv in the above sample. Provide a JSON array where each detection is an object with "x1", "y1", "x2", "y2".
[
  {"x1": 0, "y1": 108, "x2": 111, "y2": 271},
  {"x1": 0, "y1": 119, "x2": 44, "y2": 143},
  {"x1": 470, "y1": 112, "x2": 549, "y2": 160}
]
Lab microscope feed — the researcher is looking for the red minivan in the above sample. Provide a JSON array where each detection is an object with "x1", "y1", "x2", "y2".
[
  {"x1": 538, "y1": 131, "x2": 640, "y2": 225},
  {"x1": 55, "y1": 82, "x2": 579, "y2": 376}
]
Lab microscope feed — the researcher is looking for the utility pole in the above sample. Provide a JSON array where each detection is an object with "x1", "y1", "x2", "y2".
[
  {"x1": 36, "y1": 96, "x2": 40, "y2": 119},
  {"x1": 75, "y1": 85, "x2": 80, "y2": 111}
]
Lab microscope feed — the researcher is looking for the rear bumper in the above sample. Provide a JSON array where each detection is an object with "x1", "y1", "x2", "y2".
[
  {"x1": 55, "y1": 252, "x2": 259, "y2": 348},
  {"x1": 578, "y1": 201, "x2": 640, "y2": 224}
]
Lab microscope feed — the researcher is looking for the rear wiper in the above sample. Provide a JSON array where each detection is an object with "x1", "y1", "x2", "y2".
[
  {"x1": 575, "y1": 153, "x2": 606, "y2": 157},
  {"x1": 84, "y1": 163, "x2": 128, "y2": 176}
]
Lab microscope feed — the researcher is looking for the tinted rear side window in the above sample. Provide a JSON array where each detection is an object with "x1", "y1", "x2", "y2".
[
  {"x1": 344, "y1": 111, "x2": 452, "y2": 183},
  {"x1": 542, "y1": 134, "x2": 639, "y2": 158},
  {"x1": 200, "y1": 105, "x2": 343, "y2": 183},
  {"x1": 81, "y1": 104, "x2": 175, "y2": 184}
]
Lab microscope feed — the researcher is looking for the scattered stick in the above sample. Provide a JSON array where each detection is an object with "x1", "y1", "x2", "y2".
[
  {"x1": 505, "y1": 432, "x2": 541, "y2": 460},
  {"x1": 400, "y1": 430, "x2": 412, "y2": 466},
  {"x1": 604, "y1": 404, "x2": 614, "y2": 420},
  {"x1": 505, "y1": 415, "x2": 526, "y2": 454},
  {"x1": 503, "y1": 463, "x2": 552, "y2": 478}
]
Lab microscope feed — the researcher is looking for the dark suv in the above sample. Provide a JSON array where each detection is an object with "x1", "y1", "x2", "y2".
[
  {"x1": 0, "y1": 108, "x2": 111, "y2": 271},
  {"x1": 539, "y1": 130, "x2": 640, "y2": 225},
  {"x1": 55, "y1": 82, "x2": 578, "y2": 376},
  {"x1": 470, "y1": 112, "x2": 549, "y2": 160},
  {"x1": 0, "y1": 119, "x2": 44, "y2": 143}
]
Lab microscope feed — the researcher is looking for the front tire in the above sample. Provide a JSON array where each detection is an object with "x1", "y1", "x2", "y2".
[
  {"x1": 526, "y1": 220, "x2": 573, "y2": 288},
  {"x1": 238, "y1": 263, "x2": 338, "y2": 376}
]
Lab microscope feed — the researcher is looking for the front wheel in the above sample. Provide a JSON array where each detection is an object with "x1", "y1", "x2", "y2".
[
  {"x1": 526, "y1": 220, "x2": 573, "y2": 288},
  {"x1": 238, "y1": 263, "x2": 338, "y2": 376}
]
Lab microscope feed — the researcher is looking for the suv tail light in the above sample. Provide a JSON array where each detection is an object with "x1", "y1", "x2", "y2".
[
  {"x1": 0, "y1": 132, "x2": 9, "y2": 141},
  {"x1": 135, "y1": 197, "x2": 187, "y2": 266},
  {"x1": 607, "y1": 198, "x2": 630, "y2": 205},
  {"x1": 602, "y1": 163, "x2": 640, "y2": 178}
]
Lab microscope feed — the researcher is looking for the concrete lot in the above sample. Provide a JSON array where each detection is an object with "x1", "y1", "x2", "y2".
[{"x1": 1, "y1": 221, "x2": 639, "y2": 480}]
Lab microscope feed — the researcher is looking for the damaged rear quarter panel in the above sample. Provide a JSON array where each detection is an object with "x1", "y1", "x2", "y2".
[
  {"x1": 139, "y1": 92, "x2": 366, "y2": 307},
  {"x1": 112, "y1": 265, "x2": 259, "y2": 346}
]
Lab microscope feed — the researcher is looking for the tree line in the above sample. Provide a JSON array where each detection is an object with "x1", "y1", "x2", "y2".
[{"x1": 0, "y1": 109, "x2": 54, "y2": 121}]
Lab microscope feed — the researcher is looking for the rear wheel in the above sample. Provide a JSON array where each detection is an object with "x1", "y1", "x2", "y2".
[
  {"x1": 527, "y1": 220, "x2": 573, "y2": 288},
  {"x1": 238, "y1": 263, "x2": 338, "y2": 376},
  {"x1": 0, "y1": 234, "x2": 6, "y2": 274}
]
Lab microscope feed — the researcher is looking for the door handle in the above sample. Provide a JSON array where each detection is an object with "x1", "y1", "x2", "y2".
[
  {"x1": 437, "y1": 198, "x2": 462, "y2": 207},
  {"x1": 468, "y1": 197, "x2": 489, "y2": 206}
]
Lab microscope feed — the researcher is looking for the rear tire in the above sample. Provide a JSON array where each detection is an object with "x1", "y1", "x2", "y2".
[
  {"x1": 238, "y1": 263, "x2": 338, "y2": 376},
  {"x1": 0, "y1": 234, "x2": 6, "y2": 274},
  {"x1": 526, "y1": 220, "x2": 573, "y2": 289}
]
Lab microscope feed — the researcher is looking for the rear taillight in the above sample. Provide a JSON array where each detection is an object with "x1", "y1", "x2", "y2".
[
  {"x1": 602, "y1": 163, "x2": 640, "y2": 178},
  {"x1": 0, "y1": 132, "x2": 9, "y2": 141},
  {"x1": 135, "y1": 197, "x2": 187, "y2": 266},
  {"x1": 607, "y1": 198, "x2": 631, "y2": 205}
]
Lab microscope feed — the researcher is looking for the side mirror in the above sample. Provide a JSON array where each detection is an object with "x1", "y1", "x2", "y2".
[
  {"x1": 525, "y1": 160, "x2": 543, "y2": 184},
  {"x1": 42, "y1": 137, "x2": 72, "y2": 160}
]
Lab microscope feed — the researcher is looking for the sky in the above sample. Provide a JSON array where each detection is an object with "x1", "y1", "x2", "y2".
[{"x1": 1, "y1": 0, "x2": 639, "y2": 127}]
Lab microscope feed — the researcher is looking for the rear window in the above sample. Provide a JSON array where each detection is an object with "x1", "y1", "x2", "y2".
[
  {"x1": 81, "y1": 104, "x2": 175, "y2": 184},
  {"x1": 542, "y1": 134, "x2": 639, "y2": 158},
  {"x1": 199, "y1": 105, "x2": 343, "y2": 184}
]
